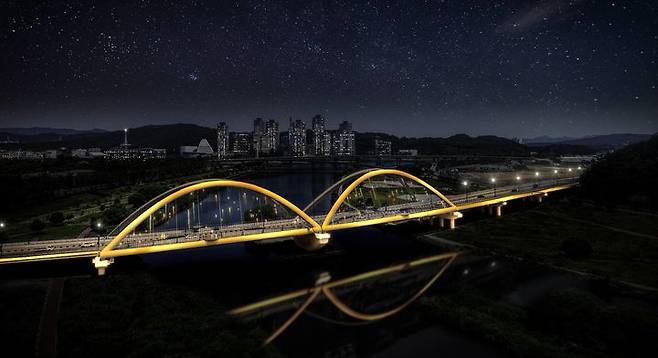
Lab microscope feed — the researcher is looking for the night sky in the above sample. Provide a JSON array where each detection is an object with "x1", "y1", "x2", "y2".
[{"x1": 1, "y1": 0, "x2": 656, "y2": 137}]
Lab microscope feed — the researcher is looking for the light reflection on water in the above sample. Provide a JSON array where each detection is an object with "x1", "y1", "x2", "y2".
[{"x1": 228, "y1": 252, "x2": 459, "y2": 345}]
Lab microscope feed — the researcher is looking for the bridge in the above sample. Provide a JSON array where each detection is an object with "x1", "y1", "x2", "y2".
[{"x1": 0, "y1": 168, "x2": 578, "y2": 274}]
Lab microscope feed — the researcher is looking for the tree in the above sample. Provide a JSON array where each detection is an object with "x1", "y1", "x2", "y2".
[
  {"x1": 580, "y1": 135, "x2": 658, "y2": 210},
  {"x1": 102, "y1": 205, "x2": 130, "y2": 226},
  {"x1": 128, "y1": 192, "x2": 147, "y2": 208},
  {"x1": 128, "y1": 184, "x2": 168, "y2": 208},
  {"x1": 48, "y1": 211, "x2": 65, "y2": 225},
  {"x1": 30, "y1": 219, "x2": 45, "y2": 232}
]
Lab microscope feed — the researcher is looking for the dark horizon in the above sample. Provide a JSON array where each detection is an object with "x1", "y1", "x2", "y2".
[{"x1": 0, "y1": 121, "x2": 655, "y2": 141}]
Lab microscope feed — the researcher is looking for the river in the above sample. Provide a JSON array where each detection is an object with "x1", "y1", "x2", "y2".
[{"x1": 131, "y1": 171, "x2": 508, "y2": 357}]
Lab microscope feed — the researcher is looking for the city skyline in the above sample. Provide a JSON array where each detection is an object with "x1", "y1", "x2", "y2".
[{"x1": 1, "y1": 1, "x2": 656, "y2": 137}]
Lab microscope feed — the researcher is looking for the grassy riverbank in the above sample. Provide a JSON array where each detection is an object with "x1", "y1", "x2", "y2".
[{"x1": 438, "y1": 199, "x2": 658, "y2": 288}]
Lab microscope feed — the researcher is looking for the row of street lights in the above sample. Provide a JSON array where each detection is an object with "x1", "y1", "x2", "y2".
[{"x1": 461, "y1": 167, "x2": 583, "y2": 201}]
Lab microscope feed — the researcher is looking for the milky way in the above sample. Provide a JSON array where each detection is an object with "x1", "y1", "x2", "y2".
[{"x1": 0, "y1": 0, "x2": 656, "y2": 137}]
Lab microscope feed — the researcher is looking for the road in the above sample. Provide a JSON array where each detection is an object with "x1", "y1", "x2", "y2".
[{"x1": 0, "y1": 177, "x2": 578, "y2": 261}]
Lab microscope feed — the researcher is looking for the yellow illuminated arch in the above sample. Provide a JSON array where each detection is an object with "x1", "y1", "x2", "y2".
[
  {"x1": 100, "y1": 180, "x2": 321, "y2": 258},
  {"x1": 321, "y1": 169, "x2": 457, "y2": 231},
  {"x1": 303, "y1": 168, "x2": 375, "y2": 212}
]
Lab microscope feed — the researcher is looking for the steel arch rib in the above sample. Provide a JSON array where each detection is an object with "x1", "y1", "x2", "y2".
[
  {"x1": 302, "y1": 168, "x2": 377, "y2": 212},
  {"x1": 321, "y1": 169, "x2": 457, "y2": 230},
  {"x1": 100, "y1": 180, "x2": 321, "y2": 258}
]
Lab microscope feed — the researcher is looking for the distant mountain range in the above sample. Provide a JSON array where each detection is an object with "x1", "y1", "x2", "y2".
[
  {"x1": 523, "y1": 135, "x2": 576, "y2": 144},
  {"x1": 356, "y1": 132, "x2": 529, "y2": 156},
  {"x1": 1, "y1": 124, "x2": 216, "y2": 151},
  {"x1": 0, "y1": 124, "x2": 653, "y2": 155},
  {"x1": 0, "y1": 127, "x2": 107, "y2": 136},
  {"x1": 524, "y1": 133, "x2": 652, "y2": 148}
]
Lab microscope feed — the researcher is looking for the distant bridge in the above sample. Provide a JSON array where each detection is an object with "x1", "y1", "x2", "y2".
[{"x1": 0, "y1": 169, "x2": 577, "y2": 274}]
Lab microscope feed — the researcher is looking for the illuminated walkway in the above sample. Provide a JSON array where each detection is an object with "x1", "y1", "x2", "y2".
[{"x1": 0, "y1": 168, "x2": 577, "y2": 273}]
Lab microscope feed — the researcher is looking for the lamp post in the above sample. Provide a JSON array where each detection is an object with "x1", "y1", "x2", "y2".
[
  {"x1": 553, "y1": 169, "x2": 559, "y2": 185},
  {"x1": 515, "y1": 175, "x2": 521, "y2": 191},
  {"x1": 0, "y1": 222, "x2": 5, "y2": 256},
  {"x1": 462, "y1": 180, "x2": 469, "y2": 202},
  {"x1": 491, "y1": 177, "x2": 497, "y2": 197},
  {"x1": 534, "y1": 171, "x2": 540, "y2": 188}
]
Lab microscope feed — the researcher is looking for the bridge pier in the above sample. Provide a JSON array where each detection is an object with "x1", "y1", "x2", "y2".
[
  {"x1": 92, "y1": 256, "x2": 113, "y2": 276},
  {"x1": 315, "y1": 232, "x2": 331, "y2": 244},
  {"x1": 489, "y1": 202, "x2": 507, "y2": 217},
  {"x1": 437, "y1": 212, "x2": 463, "y2": 230},
  {"x1": 294, "y1": 232, "x2": 331, "y2": 251}
]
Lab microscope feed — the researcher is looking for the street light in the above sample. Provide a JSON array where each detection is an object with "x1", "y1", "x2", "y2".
[
  {"x1": 491, "y1": 177, "x2": 497, "y2": 197},
  {"x1": 515, "y1": 175, "x2": 521, "y2": 191},
  {"x1": 462, "y1": 180, "x2": 469, "y2": 202},
  {"x1": 0, "y1": 222, "x2": 4, "y2": 228},
  {"x1": 533, "y1": 171, "x2": 539, "y2": 186},
  {"x1": 96, "y1": 222, "x2": 102, "y2": 229},
  {"x1": 553, "y1": 169, "x2": 559, "y2": 185},
  {"x1": 577, "y1": 166, "x2": 582, "y2": 170}
]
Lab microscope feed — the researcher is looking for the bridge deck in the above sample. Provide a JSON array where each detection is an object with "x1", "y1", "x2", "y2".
[{"x1": 0, "y1": 177, "x2": 577, "y2": 264}]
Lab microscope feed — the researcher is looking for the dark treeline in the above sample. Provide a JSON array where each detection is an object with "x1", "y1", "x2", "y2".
[
  {"x1": 0, "y1": 158, "x2": 209, "y2": 218},
  {"x1": 580, "y1": 135, "x2": 658, "y2": 210},
  {"x1": 355, "y1": 133, "x2": 529, "y2": 156},
  {"x1": 533, "y1": 144, "x2": 598, "y2": 158}
]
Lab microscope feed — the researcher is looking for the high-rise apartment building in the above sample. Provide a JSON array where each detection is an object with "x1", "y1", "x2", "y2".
[
  {"x1": 253, "y1": 118, "x2": 265, "y2": 157},
  {"x1": 289, "y1": 119, "x2": 306, "y2": 157},
  {"x1": 374, "y1": 137, "x2": 392, "y2": 156},
  {"x1": 334, "y1": 121, "x2": 355, "y2": 156},
  {"x1": 311, "y1": 114, "x2": 330, "y2": 156},
  {"x1": 263, "y1": 119, "x2": 279, "y2": 154},
  {"x1": 217, "y1": 122, "x2": 228, "y2": 159},
  {"x1": 231, "y1": 132, "x2": 252, "y2": 156}
]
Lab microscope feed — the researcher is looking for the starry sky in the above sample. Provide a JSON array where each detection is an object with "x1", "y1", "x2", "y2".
[{"x1": 1, "y1": 0, "x2": 656, "y2": 138}]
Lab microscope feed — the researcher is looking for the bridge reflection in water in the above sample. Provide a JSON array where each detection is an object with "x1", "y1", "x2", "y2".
[{"x1": 228, "y1": 252, "x2": 458, "y2": 345}]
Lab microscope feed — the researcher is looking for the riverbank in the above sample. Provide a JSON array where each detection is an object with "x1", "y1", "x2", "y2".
[{"x1": 418, "y1": 197, "x2": 658, "y2": 357}]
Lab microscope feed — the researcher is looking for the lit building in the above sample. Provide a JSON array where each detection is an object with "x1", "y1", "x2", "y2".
[
  {"x1": 231, "y1": 132, "x2": 252, "y2": 156},
  {"x1": 374, "y1": 138, "x2": 392, "y2": 156},
  {"x1": 398, "y1": 149, "x2": 418, "y2": 156},
  {"x1": 311, "y1": 114, "x2": 331, "y2": 156},
  {"x1": 0, "y1": 149, "x2": 46, "y2": 160},
  {"x1": 106, "y1": 128, "x2": 166, "y2": 159},
  {"x1": 289, "y1": 119, "x2": 306, "y2": 157},
  {"x1": 197, "y1": 139, "x2": 214, "y2": 155},
  {"x1": 252, "y1": 118, "x2": 279, "y2": 155},
  {"x1": 106, "y1": 147, "x2": 166, "y2": 160},
  {"x1": 253, "y1": 118, "x2": 265, "y2": 156},
  {"x1": 333, "y1": 121, "x2": 355, "y2": 156},
  {"x1": 179, "y1": 139, "x2": 214, "y2": 158},
  {"x1": 217, "y1": 122, "x2": 228, "y2": 159},
  {"x1": 72, "y1": 148, "x2": 105, "y2": 159},
  {"x1": 263, "y1": 119, "x2": 279, "y2": 154}
]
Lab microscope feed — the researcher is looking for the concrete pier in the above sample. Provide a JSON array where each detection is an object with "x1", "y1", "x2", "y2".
[{"x1": 92, "y1": 256, "x2": 113, "y2": 276}]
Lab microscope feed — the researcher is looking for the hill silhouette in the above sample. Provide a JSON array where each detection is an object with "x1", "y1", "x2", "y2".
[{"x1": 580, "y1": 135, "x2": 658, "y2": 210}]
